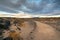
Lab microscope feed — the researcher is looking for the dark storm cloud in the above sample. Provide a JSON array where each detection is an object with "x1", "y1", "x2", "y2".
[
  {"x1": 0, "y1": 0, "x2": 26, "y2": 13},
  {"x1": 0, "y1": 0, "x2": 60, "y2": 15},
  {"x1": 0, "y1": 0, "x2": 26, "y2": 8},
  {"x1": 24, "y1": 0, "x2": 60, "y2": 13},
  {"x1": 25, "y1": 0, "x2": 47, "y2": 11}
]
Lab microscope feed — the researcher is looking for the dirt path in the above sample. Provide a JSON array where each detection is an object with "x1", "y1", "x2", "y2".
[
  {"x1": 2, "y1": 21, "x2": 60, "y2": 40},
  {"x1": 33, "y1": 21, "x2": 60, "y2": 40},
  {"x1": 20, "y1": 21, "x2": 60, "y2": 40}
]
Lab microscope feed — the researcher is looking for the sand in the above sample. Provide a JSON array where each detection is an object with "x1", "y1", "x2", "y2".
[
  {"x1": 19, "y1": 21, "x2": 60, "y2": 40},
  {"x1": 2, "y1": 20, "x2": 60, "y2": 40}
]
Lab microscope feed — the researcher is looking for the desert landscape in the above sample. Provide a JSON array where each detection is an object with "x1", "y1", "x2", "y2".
[{"x1": 0, "y1": 17, "x2": 60, "y2": 40}]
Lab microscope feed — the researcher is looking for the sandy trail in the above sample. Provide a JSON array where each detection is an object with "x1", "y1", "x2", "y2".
[
  {"x1": 20, "y1": 21, "x2": 60, "y2": 40},
  {"x1": 33, "y1": 21, "x2": 60, "y2": 40},
  {"x1": 2, "y1": 21, "x2": 60, "y2": 40}
]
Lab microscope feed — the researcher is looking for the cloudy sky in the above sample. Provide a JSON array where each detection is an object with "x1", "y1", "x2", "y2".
[{"x1": 0, "y1": 0, "x2": 60, "y2": 15}]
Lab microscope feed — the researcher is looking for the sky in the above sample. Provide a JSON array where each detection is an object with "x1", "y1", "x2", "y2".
[{"x1": 0, "y1": 0, "x2": 60, "y2": 15}]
